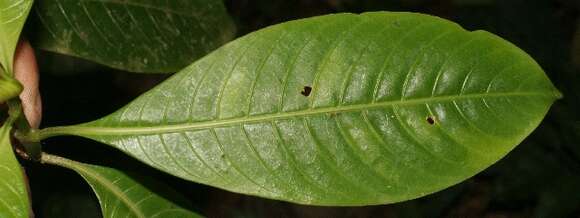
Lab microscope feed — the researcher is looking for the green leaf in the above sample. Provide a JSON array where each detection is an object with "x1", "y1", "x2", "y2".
[
  {"x1": 0, "y1": 75, "x2": 22, "y2": 103},
  {"x1": 35, "y1": 12, "x2": 561, "y2": 205},
  {"x1": 0, "y1": 123, "x2": 30, "y2": 217},
  {"x1": 0, "y1": 0, "x2": 33, "y2": 74},
  {"x1": 41, "y1": 153, "x2": 203, "y2": 218},
  {"x1": 28, "y1": 0, "x2": 236, "y2": 73}
]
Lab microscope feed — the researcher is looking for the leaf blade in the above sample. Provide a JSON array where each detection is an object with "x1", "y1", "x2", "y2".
[
  {"x1": 0, "y1": 75, "x2": 22, "y2": 103},
  {"x1": 0, "y1": 0, "x2": 33, "y2": 74},
  {"x1": 29, "y1": 0, "x2": 235, "y2": 73},
  {"x1": 41, "y1": 153, "x2": 203, "y2": 218},
  {"x1": 39, "y1": 12, "x2": 561, "y2": 205},
  {"x1": 0, "y1": 124, "x2": 30, "y2": 218}
]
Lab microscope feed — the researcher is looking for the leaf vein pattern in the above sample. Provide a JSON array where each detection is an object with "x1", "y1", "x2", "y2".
[
  {"x1": 332, "y1": 115, "x2": 394, "y2": 190},
  {"x1": 80, "y1": 2, "x2": 114, "y2": 47},
  {"x1": 180, "y1": 132, "x2": 232, "y2": 185},
  {"x1": 400, "y1": 28, "x2": 455, "y2": 100},
  {"x1": 133, "y1": 193, "x2": 154, "y2": 208},
  {"x1": 302, "y1": 117, "x2": 373, "y2": 195},
  {"x1": 123, "y1": 4, "x2": 159, "y2": 57},
  {"x1": 459, "y1": 67, "x2": 474, "y2": 95},
  {"x1": 84, "y1": 0, "x2": 205, "y2": 18},
  {"x1": 246, "y1": 29, "x2": 289, "y2": 116},
  {"x1": 135, "y1": 90, "x2": 165, "y2": 169},
  {"x1": 424, "y1": 102, "x2": 485, "y2": 155},
  {"x1": 361, "y1": 110, "x2": 444, "y2": 179},
  {"x1": 277, "y1": 21, "x2": 329, "y2": 112},
  {"x1": 159, "y1": 134, "x2": 202, "y2": 179},
  {"x1": 430, "y1": 36, "x2": 480, "y2": 96},
  {"x1": 391, "y1": 105, "x2": 456, "y2": 165},
  {"x1": 107, "y1": 188, "x2": 128, "y2": 217},
  {"x1": 308, "y1": 18, "x2": 369, "y2": 108},
  {"x1": 187, "y1": 55, "x2": 222, "y2": 121},
  {"x1": 451, "y1": 100, "x2": 499, "y2": 140},
  {"x1": 338, "y1": 23, "x2": 392, "y2": 105},
  {"x1": 135, "y1": 136, "x2": 167, "y2": 173},
  {"x1": 160, "y1": 11, "x2": 195, "y2": 55},
  {"x1": 0, "y1": 164, "x2": 17, "y2": 177},
  {"x1": 0, "y1": 179, "x2": 23, "y2": 203},
  {"x1": 210, "y1": 129, "x2": 279, "y2": 195},
  {"x1": 359, "y1": 110, "x2": 406, "y2": 182},
  {"x1": 504, "y1": 95, "x2": 536, "y2": 117},
  {"x1": 216, "y1": 37, "x2": 261, "y2": 119},
  {"x1": 76, "y1": 165, "x2": 146, "y2": 218},
  {"x1": 144, "y1": 8, "x2": 174, "y2": 50},
  {"x1": 240, "y1": 125, "x2": 289, "y2": 196},
  {"x1": 55, "y1": 0, "x2": 90, "y2": 45},
  {"x1": 163, "y1": 11, "x2": 198, "y2": 55},
  {"x1": 458, "y1": 47, "x2": 508, "y2": 96},
  {"x1": 98, "y1": 1, "x2": 128, "y2": 41},
  {"x1": 485, "y1": 60, "x2": 528, "y2": 94},
  {"x1": 269, "y1": 121, "x2": 343, "y2": 199},
  {"x1": 33, "y1": 5, "x2": 58, "y2": 39},
  {"x1": 371, "y1": 20, "x2": 430, "y2": 102},
  {"x1": 0, "y1": 196, "x2": 17, "y2": 218}
]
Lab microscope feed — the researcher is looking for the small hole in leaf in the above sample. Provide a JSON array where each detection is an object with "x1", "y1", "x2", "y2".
[
  {"x1": 426, "y1": 117, "x2": 435, "y2": 125},
  {"x1": 301, "y1": 86, "x2": 312, "y2": 96}
]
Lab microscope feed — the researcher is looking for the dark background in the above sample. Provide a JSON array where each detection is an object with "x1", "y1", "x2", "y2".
[{"x1": 24, "y1": 0, "x2": 580, "y2": 217}]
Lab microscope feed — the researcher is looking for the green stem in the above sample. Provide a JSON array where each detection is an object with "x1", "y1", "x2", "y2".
[
  {"x1": 16, "y1": 126, "x2": 71, "y2": 142},
  {"x1": 8, "y1": 100, "x2": 41, "y2": 160},
  {"x1": 40, "y1": 152, "x2": 77, "y2": 169}
]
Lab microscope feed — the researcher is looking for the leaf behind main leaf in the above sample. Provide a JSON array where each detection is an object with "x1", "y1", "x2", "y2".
[
  {"x1": 29, "y1": 0, "x2": 236, "y2": 73},
  {"x1": 38, "y1": 12, "x2": 561, "y2": 205}
]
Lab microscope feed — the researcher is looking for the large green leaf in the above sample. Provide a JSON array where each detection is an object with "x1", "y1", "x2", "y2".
[
  {"x1": 41, "y1": 153, "x2": 203, "y2": 218},
  {"x1": 33, "y1": 12, "x2": 561, "y2": 205},
  {"x1": 0, "y1": 0, "x2": 33, "y2": 74},
  {"x1": 29, "y1": 0, "x2": 235, "y2": 73},
  {"x1": 0, "y1": 124, "x2": 30, "y2": 217}
]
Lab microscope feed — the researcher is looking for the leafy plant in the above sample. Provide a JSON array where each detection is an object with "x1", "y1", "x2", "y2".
[{"x1": 0, "y1": 0, "x2": 561, "y2": 217}]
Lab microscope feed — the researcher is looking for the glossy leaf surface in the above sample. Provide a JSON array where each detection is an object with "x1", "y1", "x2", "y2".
[
  {"x1": 40, "y1": 12, "x2": 561, "y2": 205},
  {"x1": 42, "y1": 154, "x2": 202, "y2": 218},
  {"x1": 0, "y1": 124, "x2": 30, "y2": 217},
  {"x1": 29, "y1": 0, "x2": 236, "y2": 73},
  {"x1": 0, "y1": 0, "x2": 33, "y2": 74}
]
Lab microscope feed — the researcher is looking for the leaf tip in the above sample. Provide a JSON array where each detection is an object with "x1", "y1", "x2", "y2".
[{"x1": 554, "y1": 89, "x2": 563, "y2": 100}]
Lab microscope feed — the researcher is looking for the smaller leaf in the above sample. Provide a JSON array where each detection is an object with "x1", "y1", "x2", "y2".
[
  {"x1": 0, "y1": 123, "x2": 31, "y2": 218},
  {"x1": 0, "y1": 75, "x2": 22, "y2": 103},
  {"x1": 0, "y1": 0, "x2": 33, "y2": 74},
  {"x1": 41, "y1": 153, "x2": 203, "y2": 218}
]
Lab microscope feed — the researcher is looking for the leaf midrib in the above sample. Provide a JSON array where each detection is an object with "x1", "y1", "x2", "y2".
[{"x1": 40, "y1": 91, "x2": 556, "y2": 138}]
